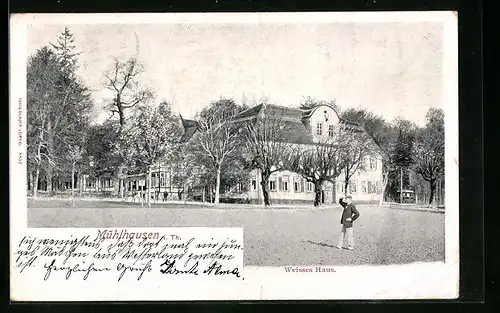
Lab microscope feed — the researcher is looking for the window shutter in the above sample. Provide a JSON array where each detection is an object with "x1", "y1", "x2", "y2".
[
  {"x1": 301, "y1": 178, "x2": 305, "y2": 192},
  {"x1": 278, "y1": 177, "x2": 283, "y2": 191}
]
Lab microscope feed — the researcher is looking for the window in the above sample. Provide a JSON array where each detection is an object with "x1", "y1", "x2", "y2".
[
  {"x1": 328, "y1": 125, "x2": 335, "y2": 137},
  {"x1": 252, "y1": 180, "x2": 257, "y2": 190},
  {"x1": 238, "y1": 182, "x2": 245, "y2": 191},
  {"x1": 316, "y1": 122, "x2": 323, "y2": 136},
  {"x1": 280, "y1": 176, "x2": 289, "y2": 191},
  {"x1": 368, "y1": 181, "x2": 378, "y2": 194},
  {"x1": 269, "y1": 180, "x2": 277, "y2": 191},
  {"x1": 307, "y1": 182, "x2": 314, "y2": 192},
  {"x1": 359, "y1": 158, "x2": 367, "y2": 171},
  {"x1": 349, "y1": 181, "x2": 357, "y2": 193},
  {"x1": 361, "y1": 181, "x2": 367, "y2": 193},
  {"x1": 376, "y1": 181, "x2": 380, "y2": 193},
  {"x1": 160, "y1": 177, "x2": 165, "y2": 187},
  {"x1": 369, "y1": 157, "x2": 377, "y2": 170},
  {"x1": 294, "y1": 177, "x2": 303, "y2": 192}
]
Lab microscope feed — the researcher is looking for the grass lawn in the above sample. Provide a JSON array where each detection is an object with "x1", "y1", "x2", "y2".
[{"x1": 27, "y1": 198, "x2": 445, "y2": 267}]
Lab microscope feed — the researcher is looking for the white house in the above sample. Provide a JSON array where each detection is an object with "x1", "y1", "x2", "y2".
[
  {"x1": 222, "y1": 103, "x2": 384, "y2": 204},
  {"x1": 80, "y1": 104, "x2": 383, "y2": 205}
]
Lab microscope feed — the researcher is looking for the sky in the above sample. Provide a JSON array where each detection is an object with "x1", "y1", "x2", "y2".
[{"x1": 27, "y1": 19, "x2": 445, "y2": 126}]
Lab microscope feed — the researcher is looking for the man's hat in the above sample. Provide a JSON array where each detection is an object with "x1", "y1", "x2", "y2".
[{"x1": 345, "y1": 195, "x2": 352, "y2": 199}]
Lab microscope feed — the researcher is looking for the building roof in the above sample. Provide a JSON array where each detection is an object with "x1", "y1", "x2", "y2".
[
  {"x1": 280, "y1": 119, "x2": 315, "y2": 145},
  {"x1": 180, "y1": 103, "x2": 380, "y2": 150},
  {"x1": 232, "y1": 104, "x2": 314, "y2": 144},
  {"x1": 179, "y1": 115, "x2": 199, "y2": 142},
  {"x1": 233, "y1": 103, "x2": 305, "y2": 122},
  {"x1": 232, "y1": 103, "x2": 369, "y2": 145}
]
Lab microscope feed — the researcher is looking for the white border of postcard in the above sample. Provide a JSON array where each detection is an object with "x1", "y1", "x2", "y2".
[{"x1": 10, "y1": 11, "x2": 459, "y2": 301}]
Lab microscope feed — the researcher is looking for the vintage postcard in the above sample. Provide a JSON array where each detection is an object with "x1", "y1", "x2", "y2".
[{"x1": 10, "y1": 12, "x2": 459, "y2": 301}]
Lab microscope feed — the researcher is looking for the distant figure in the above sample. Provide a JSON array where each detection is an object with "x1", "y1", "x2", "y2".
[
  {"x1": 163, "y1": 191, "x2": 168, "y2": 202},
  {"x1": 336, "y1": 195, "x2": 360, "y2": 251}
]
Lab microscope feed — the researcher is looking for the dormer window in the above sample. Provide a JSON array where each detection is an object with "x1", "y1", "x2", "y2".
[
  {"x1": 316, "y1": 122, "x2": 323, "y2": 135},
  {"x1": 328, "y1": 125, "x2": 335, "y2": 137}
]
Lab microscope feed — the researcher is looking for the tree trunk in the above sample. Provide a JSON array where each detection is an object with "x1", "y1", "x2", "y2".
[
  {"x1": 344, "y1": 164, "x2": 351, "y2": 196},
  {"x1": 378, "y1": 172, "x2": 388, "y2": 208},
  {"x1": 214, "y1": 164, "x2": 221, "y2": 204},
  {"x1": 202, "y1": 186, "x2": 206, "y2": 203},
  {"x1": 71, "y1": 161, "x2": 75, "y2": 207},
  {"x1": 33, "y1": 165, "x2": 40, "y2": 198},
  {"x1": 120, "y1": 179, "x2": 125, "y2": 200},
  {"x1": 117, "y1": 97, "x2": 125, "y2": 131},
  {"x1": 115, "y1": 165, "x2": 124, "y2": 196},
  {"x1": 28, "y1": 170, "x2": 34, "y2": 196},
  {"x1": 428, "y1": 179, "x2": 436, "y2": 205},
  {"x1": 33, "y1": 117, "x2": 47, "y2": 198},
  {"x1": 79, "y1": 174, "x2": 84, "y2": 198},
  {"x1": 46, "y1": 118, "x2": 54, "y2": 195},
  {"x1": 400, "y1": 167, "x2": 404, "y2": 203},
  {"x1": 313, "y1": 181, "x2": 322, "y2": 207},
  {"x1": 147, "y1": 167, "x2": 152, "y2": 207},
  {"x1": 260, "y1": 170, "x2": 271, "y2": 206}
]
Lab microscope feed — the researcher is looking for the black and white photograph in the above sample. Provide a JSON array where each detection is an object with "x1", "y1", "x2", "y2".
[{"x1": 10, "y1": 12, "x2": 459, "y2": 300}]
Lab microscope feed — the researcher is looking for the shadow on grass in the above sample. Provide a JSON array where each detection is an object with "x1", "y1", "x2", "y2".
[{"x1": 306, "y1": 240, "x2": 337, "y2": 249}]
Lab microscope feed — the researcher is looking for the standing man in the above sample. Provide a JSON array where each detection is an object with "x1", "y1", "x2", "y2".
[{"x1": 337, "y1": 195, "x2": 360, "y2": 250}]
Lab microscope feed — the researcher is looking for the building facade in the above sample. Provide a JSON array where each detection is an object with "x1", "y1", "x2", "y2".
[
  {"x1": 220, "y1": 103, "x2": 384, "y2": 204},
  {"x1": 239, "y1": 154, "x2": 383, "y2": 205},
  {"x1": 81, "y1": 163, "x2": 186, "y2": 202},
  {"x1": 77, "y1": 104, "x2": 383, "y2": 205}
]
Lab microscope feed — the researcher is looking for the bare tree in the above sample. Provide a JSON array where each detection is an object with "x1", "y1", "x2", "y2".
[
  {"x1": 241, "y1": 106, "x2": 295, "y2": 206},
  {"x1": 290, "y1": 137, "x2": 345, "y2": 206},
  {"x1": 339, "y1": 108, "x2": 394, "y2": 207},
  {"x1": 413, "y1": 108, "x2": 444, "y2": 205},
  {"x1": 189, "y1": 99, "x2": 242, "y2": 204},
  {"x1": 341, "y1": 130, "x2": 376, "y2": 195},
  {"x1": 102, "y1": 57, "x2": 155, "y2": 196},
  {"x1": 28, "y1": 108, "x2": 52, "y2": 198},
  {"x1": 103, "y1": 57, "x2": 155, "y2": 130}
]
